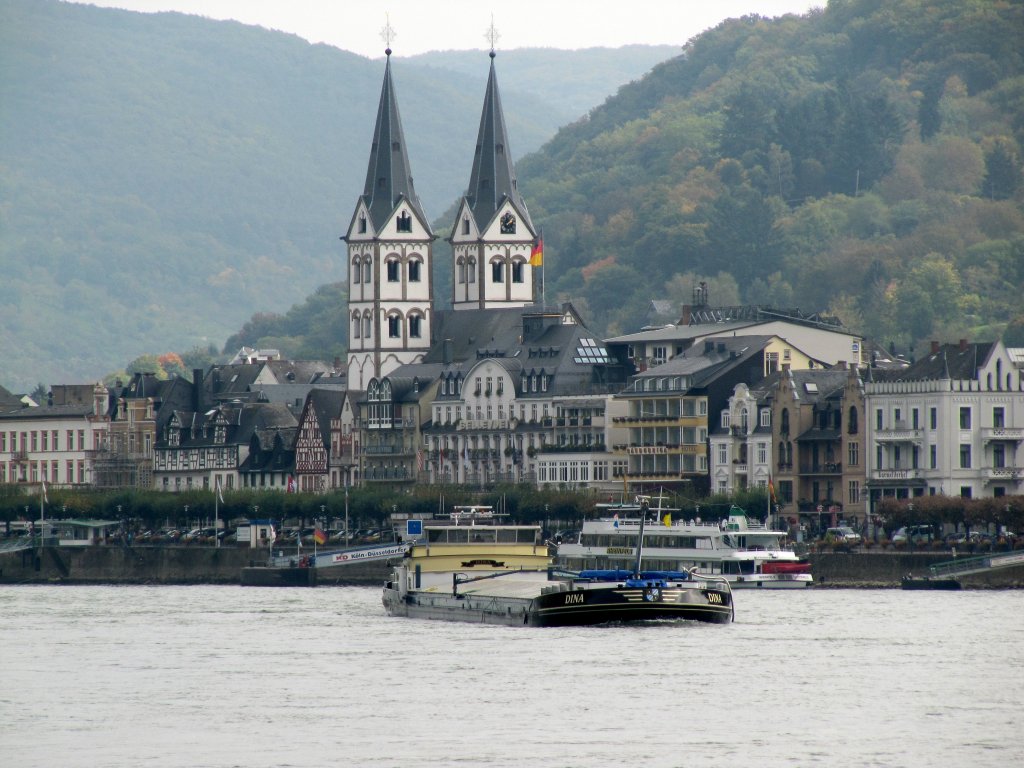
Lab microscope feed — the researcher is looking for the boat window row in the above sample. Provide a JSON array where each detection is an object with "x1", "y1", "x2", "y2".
[
  {"x1": 426, "y1": 527, "x2": 537, "y2": 544},
  {"x1": 580, "y1": 534, "x2": 715, "y2": 549}
]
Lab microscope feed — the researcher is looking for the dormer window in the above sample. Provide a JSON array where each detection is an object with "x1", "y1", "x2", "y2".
[
  {"x1": 396, "y1": 211, "x2": 412, "y2": 232},
  {"x1": 214, "y1": 425, "x2": 226, "y2": 444}
]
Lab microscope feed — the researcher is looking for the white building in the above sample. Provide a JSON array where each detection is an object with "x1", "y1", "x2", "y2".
[
  {"x1": 865, "y1": 340, "x2": 1023, "y2": 506},
  {"x1": 0, "y1": 383, "x2": 111, "y2": 488}
]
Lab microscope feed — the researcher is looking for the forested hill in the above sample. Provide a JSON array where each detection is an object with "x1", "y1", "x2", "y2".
[
  {"x1": 0, "y1": 0, "x2": 675, "y2": 391},
  {"x1": 517, "y1": 0, "x2": 1024, "y2": 352}
]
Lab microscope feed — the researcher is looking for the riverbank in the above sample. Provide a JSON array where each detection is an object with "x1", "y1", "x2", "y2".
[{"x1": 1, "y1": 546, "x2": 1022, "y2": 587}]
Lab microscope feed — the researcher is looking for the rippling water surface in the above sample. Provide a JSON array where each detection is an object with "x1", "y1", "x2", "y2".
[{"x1": 1, "y1": 585, "x2": 1021, "y2": 767}]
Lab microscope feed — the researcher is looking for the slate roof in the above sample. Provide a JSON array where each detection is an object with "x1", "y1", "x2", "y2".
[
  {"x1": 0, "y1": 403, "x2": 94, "y2": 421},
  {"x1": 359, "y1": 54, "x2": 429, "y2": 232},
  {"x1": 463, "y1": 53, "x2": 533, "y2": 232},
  {"x1": 889, "y1": 342, "x2": 996, "y2": 381},
  {"x1": 391, "y1": 305, "x2": 620, "y2": 400},
  {"x1": 304, "y1": 389, "x2": 346, "y2": 447}
]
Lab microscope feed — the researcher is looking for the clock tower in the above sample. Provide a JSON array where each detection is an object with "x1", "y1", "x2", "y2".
[
  {"x1": 344, "y1": 47, "x2": 434, "y2": 390},
  {"x1": 449, "y1": 48, "x2": 536, "y2": 311}
]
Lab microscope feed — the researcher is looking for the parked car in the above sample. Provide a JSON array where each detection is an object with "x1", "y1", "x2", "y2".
[
  {"x1": 892, "y1": 525, "x2": 935, "y2": 544},
  {"x1": 825, "y1": 526, "x2": 862, "y2": 546},
  {"x1": 945, "y1": 532, "x2": 968, "y2": 547}
]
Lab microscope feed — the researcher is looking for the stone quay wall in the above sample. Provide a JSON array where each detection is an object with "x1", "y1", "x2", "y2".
[{"x1": 1, "y1": 546, "x2": 1021, "y2": 587}]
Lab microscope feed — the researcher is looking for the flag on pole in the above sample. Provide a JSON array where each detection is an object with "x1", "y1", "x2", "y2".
[
  {"x1": 313, "y1": 528, "x2": 327, "y2": 546},
  {"x1": 663, "y1": 513, "x2": 672, "y2": 527},
  {"x1": 768, "y1": 476, "x2": 777, "y2": 505},
  {"x1": 41, "y1": 479, "x2": 48, "y2": 504},
  {"x1": 529, "y1": 237, "x2": 544, "y2": 267},
  {"x1": 216, "y1": 478, "x2": 224, "y2": 505},
  {"x1": 287, "y1": 475, "x2": 296, "y2": 493}
]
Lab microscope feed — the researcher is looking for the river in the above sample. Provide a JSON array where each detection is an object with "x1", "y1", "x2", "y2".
[{"x1": 0, "y1": 585, "x2": 1020, "y2": 767}]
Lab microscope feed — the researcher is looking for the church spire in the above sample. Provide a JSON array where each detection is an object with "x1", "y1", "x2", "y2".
[
  {"x1": 360, "y1": 48, "x2": 429, "y2": 233},
  {"x1": 465, "y1": 49, "x2": 531, "y2": 230}
]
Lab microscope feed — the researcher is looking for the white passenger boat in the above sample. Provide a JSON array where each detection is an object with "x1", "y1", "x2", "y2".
[
  {"x1": 557, "y1": 498, "x2": 812, "y2": 589},
  {"x1": 382, "y1": 506, "x2": 734, "y2": 626}
]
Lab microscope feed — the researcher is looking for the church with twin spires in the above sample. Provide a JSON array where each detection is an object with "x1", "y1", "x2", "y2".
[{"x1": 344, "y1": 45, "x2": 539, "y2": 391}]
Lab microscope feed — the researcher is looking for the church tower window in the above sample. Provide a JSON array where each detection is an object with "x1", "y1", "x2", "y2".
[{"x1": 396, "y1": 211, "x2": 412, "y2": 232}]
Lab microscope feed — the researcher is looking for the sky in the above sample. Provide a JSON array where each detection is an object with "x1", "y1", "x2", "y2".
[{"x1": 73, "y1": 0, "x2": 823, "y2": 58}]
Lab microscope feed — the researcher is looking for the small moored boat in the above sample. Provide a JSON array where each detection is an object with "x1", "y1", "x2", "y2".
[{"x1": 900, "y1": 575, "x2": 962, "y2": 591}]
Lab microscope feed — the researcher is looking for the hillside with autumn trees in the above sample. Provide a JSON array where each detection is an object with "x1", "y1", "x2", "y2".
[{"x1": 512, "y1": 0, "x2": 1024, "y2": 355}]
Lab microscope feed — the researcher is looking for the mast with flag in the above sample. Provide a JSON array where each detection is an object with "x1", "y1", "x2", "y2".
[
  {"x1": 531, "y1": 233, "x2": 544, "y2": 307},
  {"x1": 214, "y1": 477, "x2": 224, "y2": 548}
]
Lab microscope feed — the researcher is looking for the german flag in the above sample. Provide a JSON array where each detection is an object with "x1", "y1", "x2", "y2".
[
  {"x1": 530, "y1": 238, "x2": 543, "y2": 267},
  {"x1": 313, "y1": 528, "x2": 327, "y2": 545}
]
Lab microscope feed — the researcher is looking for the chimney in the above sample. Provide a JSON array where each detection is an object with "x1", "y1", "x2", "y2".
[
  {"x1": 930, "y1": 340, "x2": 940, "y2": 354},
  {"x1": 838, "y1": 360, "x2": 847, "y2": 370},
  {"x1": 192, "y1": 368, "x2": 204, "y2": 412},
  {"x1": 443, "y1": 339, "x2": 454, "y2": 365},
  {"x1": 959, "y1": 338, "x2": 968, "y2": 352},
  {"x1": 680, "y1": 304, "x2": 692, "y2": 325}
]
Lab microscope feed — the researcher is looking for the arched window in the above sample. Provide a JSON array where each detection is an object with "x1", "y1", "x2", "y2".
[
  {"x1": 457, "y1": 259, "x2": 466, "y2": 284},
  {"x1": 781, "y1": 408, "x2": 790, "y2": 435},
  {"x1": 387, "y1": 314, "x2": 401, "y2": 339},
  {"x1": 408, "y1": 259, "x2": 421, "y2": 282},
  {"x1": 409, "y1": 314, "x2": 422, "y2": 338},
  {"x1": 386, "y1": 259, "x2": 400, "y2": 283},
  {"x1": 352, "y1": 258, "x2": 361, "y2": 284},
  {"x1": 362, "y1": 312, "x2": 372, "y2": 339},
  {"x1": 740, "y1": 407, "x2": 749, "y2": 432},
  {"x1": 996, "y1": 359, "x2": 1002, "y2": 391},
  {"x1": 362, "y1": 259, "x2": 372, "y2": 284},
  {"x1": 467, "y1": 258, "x2": 476, "y2": 283},
  {"x1": 352, "y1": 314, "x2": 360, "y2": 339},
  {"x1": 848, "y1": 406, "x2": 858, "y2": 434}
]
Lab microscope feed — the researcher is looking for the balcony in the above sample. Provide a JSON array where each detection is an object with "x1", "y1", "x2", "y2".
[
  {"x1": 985, "y1": 466, "x2": 1022, "y2": 482},
  {"x1": 874, "y1": 424, "x2": 922, "y2": 443},
  {"x1": 9, "y1": 450, "x2": 28, "y2": 462},
  {"x1": 982, "y1": 427, "x2": 1024, "y2": 443},
  {"x1": 800, "y1": 462, "x2": 843, "y2": 476},
  {"x1": 732, "y1": 463, "x2": 748, "y2": 474}
]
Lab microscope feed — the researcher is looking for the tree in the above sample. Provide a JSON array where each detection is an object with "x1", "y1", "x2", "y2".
[
  {"x1": 983, "y1": 137, "x2": 1022, "y2": 200},
  {"x1": 891, "y1": 254, "x2": 963, "y2": 343},
  {"x1": 126, "y1": 354, "x2": 167, "y2": 380},
  {"x1": 1004, "y1": 314, "x2": 1024, "y2": 347}
]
